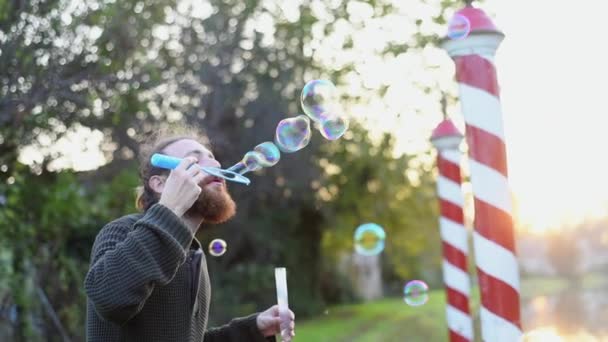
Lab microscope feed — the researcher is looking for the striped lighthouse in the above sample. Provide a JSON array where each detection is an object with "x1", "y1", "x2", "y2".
[
  {"x1": 431, "y1": 119, "x2": 473, "y2": 342},
  {"x1": 441, "y1": 4, "x2": 522, "y2": 341}
]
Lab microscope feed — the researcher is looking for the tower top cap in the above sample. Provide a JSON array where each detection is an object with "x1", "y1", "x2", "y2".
[
  {"x1": 454, "y1": 5, "x2": 501, "y2": 34},
  {"x1": 431, "y1": 119, "x2": 462, "y2": 140}
]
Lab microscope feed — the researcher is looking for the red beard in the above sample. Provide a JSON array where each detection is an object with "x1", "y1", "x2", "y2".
[{"x1": 185, "y1": 183, "x2": 236, "y2": 224}]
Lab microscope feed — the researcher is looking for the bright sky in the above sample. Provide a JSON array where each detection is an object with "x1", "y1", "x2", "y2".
[
  {"x1": 342, "y1": 0, "x2": 608, "y2": 232},
  {"x1": 19, "y1": 0, "x2": 608, "y2": 232},
  {"x1": 486, "y1": 0, "x2": 608, "y2": 231}
]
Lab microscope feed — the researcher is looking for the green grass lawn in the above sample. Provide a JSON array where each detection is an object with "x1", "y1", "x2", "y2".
[
  {"x1": 294, "y1": 289, "x2": 472, "y2": 342},
  {"x1": 293, "y1": 273, "x2": 608, "y2": 342}
]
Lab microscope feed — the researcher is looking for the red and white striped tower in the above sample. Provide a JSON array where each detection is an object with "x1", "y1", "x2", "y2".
[
  {"x1": 431, "y1": 119, "x2": 473, "y2": 342},
  {"x1": 442, "y1": 4, "x2": 522, "y2": 341}
]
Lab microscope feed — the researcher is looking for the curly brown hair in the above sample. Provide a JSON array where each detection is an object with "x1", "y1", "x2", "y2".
[{"x1": 135, "y1": 125, "x2": 211, "y2": 211}]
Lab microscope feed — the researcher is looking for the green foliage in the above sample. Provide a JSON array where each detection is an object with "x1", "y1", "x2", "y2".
[
  {"x1": 316, "y1": 122, "x2": 441, "y2": 300},
  {"x1": 0, "y1": 0, "x2": 178, "y2": 174},
  {"x1": 1, "y1": 0, "x2": 456, "y2": 339},
  {"x1": 0, "y1": 165, "x2": 138, "y2": 341}
]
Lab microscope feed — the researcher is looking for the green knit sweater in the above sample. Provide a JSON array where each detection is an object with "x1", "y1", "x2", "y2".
[{"x1": 85, "y1": 203, "x2": 274, "y2": 342}]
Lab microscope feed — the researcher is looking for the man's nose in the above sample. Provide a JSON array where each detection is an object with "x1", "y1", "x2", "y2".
[{"x1": 199, "y1": 158, "x2": 221, "y2": 169}]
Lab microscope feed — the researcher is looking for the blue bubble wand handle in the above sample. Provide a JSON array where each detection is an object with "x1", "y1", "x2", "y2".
[
  {"x1": 150, "y1": 153, "x2": 182, "y2": 170},
  {"x1": 150, "y1": 153, "x2": 251, "y2": 185}
]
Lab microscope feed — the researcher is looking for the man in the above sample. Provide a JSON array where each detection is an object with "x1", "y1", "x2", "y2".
[{"x1": 85, "y1": 128, "x2": 295, "y2": 341}]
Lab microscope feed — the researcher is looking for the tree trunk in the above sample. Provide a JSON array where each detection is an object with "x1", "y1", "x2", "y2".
[
  {"x1": 349, "y1": 252, "x2": 383, "y2": 301},
  {"x1": 12, "y1": 246, "x2": 27, "y2": 342}
]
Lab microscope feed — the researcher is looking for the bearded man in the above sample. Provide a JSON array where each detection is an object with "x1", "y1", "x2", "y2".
[{"x1": 85, "y1": 128, "x2": 295, "y2": 341}]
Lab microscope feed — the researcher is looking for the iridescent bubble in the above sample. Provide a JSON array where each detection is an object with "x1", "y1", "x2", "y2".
[
  {"x1": 447, "y1": 14, "x2": 471, "y2": 40},
  {"x1": 274, "y1": 115, "x2": 312, "y2": 153},
  {"x1": 209, "y1": 239, "x2": 227, "y2": 257},
  {"x1": 403, "y1": 280, "x2": 429, "y2": 307},
  {"x1": 354, "y1": 223, "x2": 386, "y2": 256},
  {"x1": 242, "y1": 151, "x2": 264, "y2": 172},
  {"x1": 319, "y1": 113, "x2": 349, "y2": 141},
  {"x1": 225, "y1": 151, "x2": 264, "y2": 175},
  {"x1": 301, "y1": 79, "x2": 337, "y2": 122},
  {"x1": 253, "y1": 142, "x2": 281, "y2": 167}
]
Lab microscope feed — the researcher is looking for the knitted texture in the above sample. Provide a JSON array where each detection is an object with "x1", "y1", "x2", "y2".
[{"x1": 85, "y1": 203, "x2": 273, "y2": 342}]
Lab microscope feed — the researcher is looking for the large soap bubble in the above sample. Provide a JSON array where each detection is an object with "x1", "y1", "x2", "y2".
[
  {"x1": 301, "y1": 79, "x2": 337, "y2": 123},
  {"x1": 274, "y1": 115, "x2": 312, "y2": 153},
  {"x1": 319, "y1": 113, "x2": 349, "y2": 141},
  {"x1": 253, "y1": 142, "x2": 281, "y2": 167}
]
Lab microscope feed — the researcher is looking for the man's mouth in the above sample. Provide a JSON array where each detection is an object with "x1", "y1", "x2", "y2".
[{"x1": 202, "y1": 176, "x2": 225, "y2": 186}]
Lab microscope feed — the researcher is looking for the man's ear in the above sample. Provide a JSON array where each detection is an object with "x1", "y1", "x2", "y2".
[{"x1": 148, "y1": 175, "x2": 166, "y2": 195}]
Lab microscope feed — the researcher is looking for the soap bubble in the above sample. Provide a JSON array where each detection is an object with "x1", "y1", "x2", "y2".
[
  {"x1": 226, "y1": 146, "x2": 276, "y2": 175},
  {"x1": 403, "y1": 280, "x2": 429, "y2": 307},
  {"x1": 354, "y1": 223, "x2": 386, "y2": 256},
  {"x1": 209, "y1": 239, "x2": 227, "y2": 257},
  {"x1": 274, "y1": 115, "x2": 312, "y2": 153},
  {"x1": 253, "y1": 142, "x2": 281, "y2": 167},
  {"x1": 319, "y1": 114, "x2": 349, "y2": 141},
  {"x1": 227, "y1": 151, "x2": 265, "y2": 175},
  {"x1": 447, "y1": 14, "x2": 471, "y2": 40},
  {"x1": 242, "y1": 151, "x2": 264, "y2": 172},
  {"x1": 301, "y1": 79, "x2": 337, "y2": 122}
]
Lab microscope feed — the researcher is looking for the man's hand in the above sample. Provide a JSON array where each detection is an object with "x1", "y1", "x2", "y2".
[
  {"x1": 158, "y1": 157, "x2": 204, "y2": 217},
  {"x1": 257, "y1": 305, "x2": 295, "y2": 341}
]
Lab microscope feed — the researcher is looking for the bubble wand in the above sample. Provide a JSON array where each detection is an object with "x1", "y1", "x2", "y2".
[
  {"x1": 274, "y1": 267, "x2": 290, "y2": 341},
  {"x1": 150, "y1": 153, "x2": 252, "y2": 185}
]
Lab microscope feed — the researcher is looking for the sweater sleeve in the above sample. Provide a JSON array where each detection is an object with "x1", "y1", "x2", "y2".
[
  {"x1": 84, "y1": 204, "x2": 193, "y2": 326},
  {"x1": 203, "y1": 313, "x2": 276, "y2": 342}
]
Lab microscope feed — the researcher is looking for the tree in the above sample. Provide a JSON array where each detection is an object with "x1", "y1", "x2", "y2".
[
  {"x1": 1, "y1": 0, "x2": 463, "y2": 339},
  {"x1": 1, "y1": 0, "x2": 177, "y2": 339},
  {"x1": 316, "y1": 122, "x2": 441, "y2": 303}
]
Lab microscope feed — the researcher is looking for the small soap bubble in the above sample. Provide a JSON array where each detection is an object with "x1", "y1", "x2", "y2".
[
  {"x1": 209, "y1": 239, "x2": 227, "y2": 257},
  {"x1": 274, "y1": 115, "x2": 312, "y2": 153},
  {"x1": 253, "y1": 142, "x2": 281, "y2": 167},
  {"x1": 242, "y1": 151, "x2": 264, "y2": 172},
  {"x1": 319, "y1": 114, "x2": 349, "y2": 141},
  {"x1": 301, "y1": 79, "x2": 337, "y2": 122},
  {"x1": 354, "y1": 223, "x2": 386, "y2": 256},
  {"x1": 447, "y1": 14, "x2": 471, "y2": 40},
  {"x1": 403, "y1": 280, "x2": 429, "y2": 307}
]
